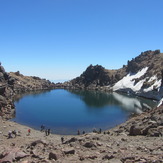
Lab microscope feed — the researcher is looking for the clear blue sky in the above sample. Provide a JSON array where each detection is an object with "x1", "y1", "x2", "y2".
[{"x1": 0, "y1": 0, "x2": 163, "y2": 81}]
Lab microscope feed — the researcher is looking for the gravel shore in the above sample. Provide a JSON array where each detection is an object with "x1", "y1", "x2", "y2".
[{"x1": 0, "y1": 105, "x2": 163, "y2": 163}]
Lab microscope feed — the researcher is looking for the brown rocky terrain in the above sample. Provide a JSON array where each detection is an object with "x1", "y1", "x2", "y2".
[
  {"x1": 0, "y1": 104, "x2": 162, "y2": 163},
  {"x1": 9, "y1": 71, "x2": 56, "y2": 94},
  {"x1": 0, "y1": 65, "x2": 56, "y2": 120}
]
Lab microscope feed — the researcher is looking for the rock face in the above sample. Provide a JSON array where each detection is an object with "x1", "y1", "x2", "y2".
[
  {"x1": 67, "y1": 64, "x2": 126, "y2": 90},
  {"x1": 0, "y1": 65, "x2": 15, "y2": 120},
  {"x1": 0, "y1": 66, "x2": 56, "y2": 120}
]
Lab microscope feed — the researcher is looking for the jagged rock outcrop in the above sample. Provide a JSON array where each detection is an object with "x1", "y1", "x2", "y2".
[
  {"x1": 67, "y1": 64, "x2": 126, "y2": 89},
  {"x1": 0, "y1": 65, "x2": 15, "y2": 119}
]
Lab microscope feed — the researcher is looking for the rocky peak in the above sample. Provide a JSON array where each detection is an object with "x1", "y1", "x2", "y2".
[
  {"x1": 71, "y1": 65, "x2": 111, "y2": 88},
  {"x1": 126, "y1": 49, "x2": 161, "y2": 74}
]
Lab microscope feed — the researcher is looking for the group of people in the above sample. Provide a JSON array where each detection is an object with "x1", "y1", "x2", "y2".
[
  {"x1": 77, "y1": 130, "x2": 86, "y2": 135},
  {"x1": 40, "y1": 125, "x2": 51, "y2": 136}
]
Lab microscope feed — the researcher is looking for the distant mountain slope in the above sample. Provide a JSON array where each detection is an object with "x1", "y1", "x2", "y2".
[
  {"x1": 9, "y1": 71, "x2": 55, "y2": 93},
  {"x1": 67, "y1": 50, "x2": 163, "y2": 100}
]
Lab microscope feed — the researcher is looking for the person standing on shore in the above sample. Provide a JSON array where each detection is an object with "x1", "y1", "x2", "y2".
[
  {"x1": 28, "y1": 129, "x2": 31, "y2": 136},
  {"x1": 41, "y1": 125, "x2": 45, "y2": 132},
  {"x1": 61, "y1": 137, "x2": 64, "y2": 144},
  {"x1": 45, "y1": 129, "x2": 48, "y2": 136},
  {"x1": 47, "y1": 129, "x2": 51, "y2": 135},
  {"x1": 8, "y1": 130, "x2": 12, "y2": 139}
]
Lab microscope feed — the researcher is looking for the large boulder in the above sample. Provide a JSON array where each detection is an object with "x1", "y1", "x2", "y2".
[{"x1": 129, "y1": 125, "x2": 142, "y2": 136}]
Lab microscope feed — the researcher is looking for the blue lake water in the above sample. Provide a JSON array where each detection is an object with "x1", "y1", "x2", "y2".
[{"x1": 12, "y1": 89, "x2": 157, "y2": 135}]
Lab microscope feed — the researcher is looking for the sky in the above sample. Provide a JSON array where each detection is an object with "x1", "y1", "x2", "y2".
[{"x1": 0, "y1": 0, "x2": 163, "y2": 81}]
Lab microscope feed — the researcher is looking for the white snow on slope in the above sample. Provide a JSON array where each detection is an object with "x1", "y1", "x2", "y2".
[
  {"x1": 113, "y1": 67, "x2": 148, "y2": 92},
  {"x1": 143, "y1": 77, "x2": 161, "y2": 92},
  {"x1": 157, "y1": 98, "x2": 163, "y2": 107}
]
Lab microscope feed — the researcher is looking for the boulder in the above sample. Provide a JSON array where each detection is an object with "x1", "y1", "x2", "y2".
[
  {"x1": 15, "y1": 151, "x2": 28, "y2": 160},
  {"x1": 63, "y1": 148, "x2": 75, "y2": 155},
  {"x1": 31, "y1": 140, "x2": 47, "y2": 147},
  {"x1": 49, "y1": 152, "x2": 59, "y2": 160},
  {"x1": 129, "y1": 125, "x2": 142, "y2": 136},
  {"x1": 64, "y1": 137, "x2": 78, "y2": 144},
  {"x1": 83, "y1": 141, "x2": 96, "y2": 148}
]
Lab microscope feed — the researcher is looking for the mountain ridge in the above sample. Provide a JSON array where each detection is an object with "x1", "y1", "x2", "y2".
[{"x1": 66, "y1": 50, "x2": 163, "y2": 101}]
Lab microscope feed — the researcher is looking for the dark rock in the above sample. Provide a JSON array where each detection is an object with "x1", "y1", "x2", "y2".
[
  {"x1": 83, "y1": 141, "x2": 96, "y2": 148},
  {"x1": 63, "y1": 148, "x2": 75, "y2": 155},
  {"x1": 129, "y1": 125, "x2": 142, "y2": 136},
  {"x1": 87, "y1": 155, "x2": 98, "y2": 159},
  {"x1": 0, "y1": 66, "x2": 5, "y2": 74},
  {"x1": 49, "y1": 152, "x2": 59, "y2": 160},
  {"x1": 102, "y1": 154, "x2": 114, "y2": 160},
  {"x1": 64, "y1": 137, "x2": 78, "y2": 144},
  {"x1": 31, "y1": 140, "x2": 47, "y2": 147}
]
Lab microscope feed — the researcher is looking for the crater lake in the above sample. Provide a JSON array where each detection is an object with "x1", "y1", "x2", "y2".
[{"x1": 12, "y1": 89, "x2": 157, "y2": 135}]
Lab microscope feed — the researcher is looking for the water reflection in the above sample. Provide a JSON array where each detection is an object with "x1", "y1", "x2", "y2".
[
  {"x1": 68, "y1": 90, "x2": 156, "y2": 113},
  {"x1": 112, "y1": 92, "x2": 142, "y2": 113},
  {"x1": 14, "y1": 89, "x2": 52, "y2": 102}
]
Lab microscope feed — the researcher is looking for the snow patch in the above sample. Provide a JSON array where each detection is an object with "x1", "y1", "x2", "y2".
[
  {"x1": 157, "y1": 98, "x2": 163, "y2": 107},
  {"x1": 148, "y1": 75, "x2": 157, "y2": 82},
  {"x1": 113, "y1": 67, "x2": 148, "y2": 92},
  {"x1": 143, "y1": 78, "x2": 161, "y2": 92}
]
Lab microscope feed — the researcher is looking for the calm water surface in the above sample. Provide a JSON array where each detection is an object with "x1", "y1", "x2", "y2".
[{"x1": 12, "y1": 89, "x2": 157, "y2": 135}]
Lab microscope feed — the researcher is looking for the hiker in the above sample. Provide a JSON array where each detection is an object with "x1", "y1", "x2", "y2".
[
  {"x1": 41, "y1": 125, "x2": 45, "y2": 132},
  {"x1": 99, "y1": 128, "x2": 102, "y2": 134},
  {"x1": 8, "y1": 130, "x2": 12, "y2": 139},
  {"x1": 77, "y1": 130, "x2": 80, "y2": 135},
  {"x1": 45, "y1": 129, "x2": 48, "y2": 136},
  {"x1": 12, "y1": 130, "x2": 17, "y2": 138},
  {"x1": 83, "y1": 131, "x2": 85, "y2": 134},
  {"x1": 47, "y1": 129, "x2": 51, "y2": 135},
  {"x1": 61, "y1": 137, "x2": 64, "y2": 144},
  {"x1": 28, "y1": 129, "x2": 31, "y2": 136}
]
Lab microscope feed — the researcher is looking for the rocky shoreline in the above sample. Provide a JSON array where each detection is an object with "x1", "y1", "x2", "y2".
[{"x1": 0, "y1": 104, "x2": 163, "y2": 163}]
